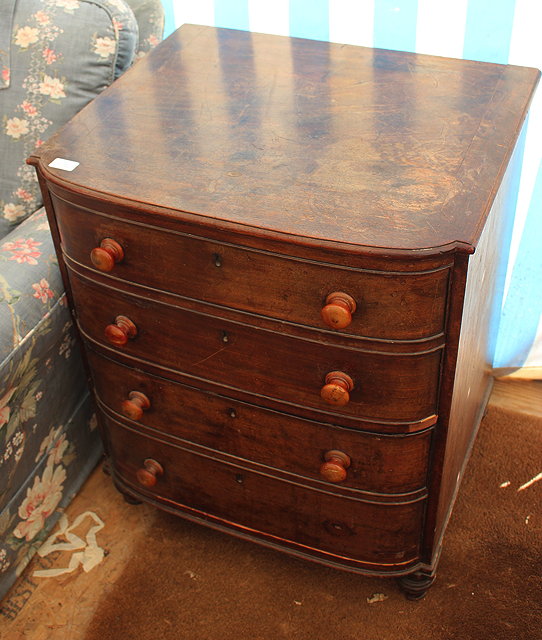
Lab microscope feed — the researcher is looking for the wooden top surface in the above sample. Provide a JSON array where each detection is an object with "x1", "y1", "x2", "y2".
[{"x1": 31, "y1": 25, "x2": 540, "y2": 254}]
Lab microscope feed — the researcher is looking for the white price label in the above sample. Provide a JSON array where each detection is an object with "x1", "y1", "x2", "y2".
[{"x1": 48, "y1": 158, "x2": 80, "y2": 171}]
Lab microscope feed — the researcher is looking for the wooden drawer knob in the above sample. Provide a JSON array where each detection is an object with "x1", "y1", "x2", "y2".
[
  {"x1": 104, "y1": 315, "x2": 137, "y2": 346},
  {"x1": 321, "y1": 292, "x2": 357, "y2": 329},
  {"x1": 320, "y1": 371, "x2": 354, "y2": 407},
  {"x1": 121, "y1": 391, "x2": 150, "y2": 421},
  {"x1": 136, "y1": 458, "x2": 163, "y2": 488},
  {"x1": 320, "y1": 450, "x2": 351, "y2": 483},
  {"x1": 90, "y1": 238, "x2": 124, "y2": 272}
]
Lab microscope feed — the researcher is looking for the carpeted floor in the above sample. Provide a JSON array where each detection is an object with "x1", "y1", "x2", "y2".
[{"x1": 83, "y1": 404, "x2": 542, "y2": 640}]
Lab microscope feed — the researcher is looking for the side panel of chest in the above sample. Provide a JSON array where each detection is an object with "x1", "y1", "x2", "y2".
[{"x1": 423, "y1": 128, "x2": 527, "y2": 562}]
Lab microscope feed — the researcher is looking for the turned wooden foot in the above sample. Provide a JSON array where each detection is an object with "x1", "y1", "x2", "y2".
[
  {"x1": 121, "y1": 492, "x2": 143, "y2": 505},
  {"x1": 397, "y1": 570, "x2": 436, "y2": 600},
  {"x1": 112, "y1": 478, "x2": 142, "y2": 505}
]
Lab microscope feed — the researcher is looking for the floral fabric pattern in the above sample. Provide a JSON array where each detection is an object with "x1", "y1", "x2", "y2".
[
  {"x1": 0, "y1": 395, "x2": 100, "y2": 593},
  {"x1": 0, "y1": 281, "x2": 101, "y2": 592},
  {"x1": 0, "y1": 0, "x2": 139, "y2": 237},
  {"x1": 0, "y1": 294, "x2": 90, "y2": 510},
  {"x1": 0, "y1": 0, "x2": 164, "y2": 603},
  {"x1": 0, "y1": 2, "x2": 16, "y2": 90},
  {"x1": 13, "y1": 462, "x2": 67, "y2": 542},
  {"x1": 0, "y1": 208, "x2": 65, "y2": 359},
  {"x1": 127, "y1": 0, "x2": 165, "y2": 58}
]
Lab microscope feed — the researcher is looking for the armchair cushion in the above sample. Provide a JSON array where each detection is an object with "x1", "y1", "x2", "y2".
[{"x1": 0, "y1": 0, "x2": 140, "y2": 238}]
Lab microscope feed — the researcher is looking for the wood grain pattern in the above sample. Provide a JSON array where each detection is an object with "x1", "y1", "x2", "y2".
[
  {"x1": 69, "y1": 269, "x2": 443, "y2": 423},
  {"x1": 105, "y1": 416, "x2": 425, "y2": 569},
  {"x1": 30, "y1": 25, "x2": 539, "y2": 253},
  {"x1": 423, "y1": 140, "x2": 526, "y2": 564},
  {"x1": 50, "y1": 193, "x2": 450, "y2": 342},
  {"x1": 87, "y1": 350, "x2": 433, "y2": 495},
  {"x1": 28, "y1": 26, "x2": 540, "y2": 593},
  {"x1": 490, "y1": 379, "x2": 542, "y2": 418}
]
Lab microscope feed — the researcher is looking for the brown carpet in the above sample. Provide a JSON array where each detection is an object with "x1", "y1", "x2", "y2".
[{"x1": 84, "y1": 405, "x2": 542, "y2": 640}]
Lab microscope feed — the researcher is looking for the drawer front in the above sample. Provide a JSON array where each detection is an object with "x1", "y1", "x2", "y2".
[
  {"x1": 106, "y1": 419, "x2": 424, "y2": 568},
  {"x1": 88, "y1": 351, "x2": 432, "y2": 494},
  {"x1": 71, "y1": 272, "x2": 442, "y2": 423},
  {"x1": 51, "y1": 195, "x2": 449, "y2": 341}
]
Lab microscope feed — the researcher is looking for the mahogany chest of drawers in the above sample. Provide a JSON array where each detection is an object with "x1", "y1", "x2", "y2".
[{"x1": 30, "y1": 25, "x2": 539, "y2": 598}]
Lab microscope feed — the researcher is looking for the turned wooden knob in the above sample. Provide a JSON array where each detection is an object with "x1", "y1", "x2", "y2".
[
  {"x1": 320, "y1": 450, "x2": 351, "y2": 483},
  {"x1": 90, "y1": 238, "x2": 124, "y2": 272},
  {"x1": 320, "y1": 371, "x2": 354, "y2": 407},
  {"x1": 321, "y1": 292, "x2": 357, "y2": 329},
  {"x1": 104, "y1": 315, "x2": 137, "y2": 346},
  {"x1": 136, "y1": 458, "x2": 163, "y2": 488},
  {"x1": 121, "y1": 391, "x2": 150, "y2": 421}
]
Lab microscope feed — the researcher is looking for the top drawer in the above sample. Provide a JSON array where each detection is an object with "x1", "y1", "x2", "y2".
[{"x1": 50, "y1": 194, "x2": 450, "y2": 342}]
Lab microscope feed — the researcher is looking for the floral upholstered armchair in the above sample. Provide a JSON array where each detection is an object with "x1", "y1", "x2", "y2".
[{"x1": 0, "y1": 0, "x2": 164, "y2": 600}]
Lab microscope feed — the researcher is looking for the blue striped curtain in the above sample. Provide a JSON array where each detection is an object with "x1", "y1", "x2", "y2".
[{"x1": 163, "y1": 0, "x2": 542, "y2": 375}]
